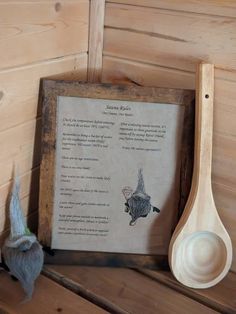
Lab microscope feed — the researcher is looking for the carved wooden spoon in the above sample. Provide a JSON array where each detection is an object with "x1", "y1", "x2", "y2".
[{"x1": 168, "y1": 63, "x2": 232, "y2": 288}]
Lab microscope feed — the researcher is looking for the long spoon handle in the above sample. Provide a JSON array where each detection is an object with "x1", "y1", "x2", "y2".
[{"x1": 194, "y1": 64, "x2": 214, "y2": 191}]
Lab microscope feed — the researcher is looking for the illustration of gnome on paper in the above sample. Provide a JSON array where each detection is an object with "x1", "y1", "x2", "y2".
[
  {"x1": 2, "y1": 175, "x2": 44, "y2": 302},
  {"x1": 122, "y1": 168, "x2": 160, "y2": 226}
]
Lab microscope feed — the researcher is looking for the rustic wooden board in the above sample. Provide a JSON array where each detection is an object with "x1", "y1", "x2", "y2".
[
  {"x1": 0, "y1": 1, "x2": 89, "y2": 70},
  {"x1": 104, "y1": 3, "x2": 236, "y2": 71},
  {"x1": 0, "y1": 271, "x2": 106, "y2": 314},
  {"x1": 44, "y1": 266, "x2": 219, "y2": 314},
  {"x1": 39, "y1": 80, "x2": 194, "y2": 267},
  {"x1": 138, "y1": 270, "x2": 236, "y2": 314},
  {"x1": 102, "y1": 56, "x2": 195, "y2": 90},
  {"x1": 0, "y1": 53, "x2": 87, "y2": 134},
  {"x1": 106, "y1": 0, "x2": 236, "y2": 17},
  {"x1": 213, "y1": 182, "x2": 236, "y2": 272},
  {"x1": 0, "y1": 53, "x2": 87, "y2": 187}
]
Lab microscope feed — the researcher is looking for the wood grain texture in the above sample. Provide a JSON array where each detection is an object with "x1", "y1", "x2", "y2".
[
  {"x1": 213, "y1": 182, "x2": 236, "y2": 272},
  {"x1": 138, "y1": 269, "x2": 236, "y2": 314},
  {"x1": 104, "y1": 3, "x2": 236, "y2": 71},
  {"x1": 0, "y1": 1, "x2": 89, "y2": 70},
  {"x1": 0, "y1": 272, "x2": 106, "y2": 314},
  {"x1": 88, "y1": 0, "x2": 105, "y2": 82},
  {"x1": 102, "y1": 56, "x2": 195, "y2": 89},
  {"x1": 169, "y1": 64, "x2": 232, "y2": 289},
  {"x1": 106, "y1": 0, "x2": 236, "y2": 17},
  {"x1": 45, "y1": 266, "x2": 218, "y2": 314},
  {"x1": 0, "y1": 53, "x2": 87, "y2": 187},
  {"x1": 0, "y1": 53, "x2": 87, "y2": 133}
]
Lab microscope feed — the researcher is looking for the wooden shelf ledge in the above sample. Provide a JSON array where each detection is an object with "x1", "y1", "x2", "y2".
[
  {"x1": 0, "y1": 271, "x2": 106, "y2": 314},
  {"x1": 44, "y1": 265, "x2": 236, "y2": 314},
  {"x1": 1, "y1": 266, "x2": 235, "y2": 313}
]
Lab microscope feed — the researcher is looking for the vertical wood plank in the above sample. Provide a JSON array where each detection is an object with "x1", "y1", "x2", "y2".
[{"x1": 88, "y1": 0, "x2": 105, "y2": 82}]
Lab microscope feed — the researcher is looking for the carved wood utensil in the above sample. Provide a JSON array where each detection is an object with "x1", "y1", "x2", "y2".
[{"x1": 168, "y1": 63, "x2": 233, "y2": 288}]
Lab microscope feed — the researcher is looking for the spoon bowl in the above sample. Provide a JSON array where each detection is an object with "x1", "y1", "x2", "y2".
[{"x1": 169, "y1": 63, "x2": 233, "y2": 289}]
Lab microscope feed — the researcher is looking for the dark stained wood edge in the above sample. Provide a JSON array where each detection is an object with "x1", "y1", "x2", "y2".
[
  {"x1": 38, "y1": 80, "x2": 195, "y2": 268},
  {"x1": 43, "y1": 250, "x2": 169, "y2": 269},
  {"x1": 38, "y1": 80, "x2": 58, "y2": 245}
]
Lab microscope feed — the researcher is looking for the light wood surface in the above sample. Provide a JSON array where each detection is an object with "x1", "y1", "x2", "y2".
[
  {"x1": 107, "y1": 0, "x2": 236, "y2": 17},
  {"x1": 0, "y1": 1, "x2": 89, "y2": 70},
  {"x1": 0, "y1": 272, "x2": 106, "y2": 314},
  {"x1": 169, "y1": 64, "x2": 233, "y2": 288},
  {"x1": 104, "y1": 3, "x2": 236, "y2": 71},
  {"x1": 45, "y1": 266, "x2": 219, "y2": 314},
  {"x1": 139, "y1": 269, "x2": 236, "y2": 314},
  {"x1": 0, "y1": 53, "x2": 87, "y2": 185},
  {"x1": 88, "y1": 0, "x2": 105, "y2": 82},
  {"x1": 0, "y1": 53, "x2": 87, "y2": 134},
  {"x1": 102, "y1": 56, "x2": 195, "y2": 89}
]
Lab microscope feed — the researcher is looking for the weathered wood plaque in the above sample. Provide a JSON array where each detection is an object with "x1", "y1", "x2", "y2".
[{"x1": 38, "y1": 81, "x2": 194, "y2": 268}]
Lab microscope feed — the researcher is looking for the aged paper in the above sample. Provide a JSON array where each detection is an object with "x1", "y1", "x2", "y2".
[{"x1": 51, "y1": 96, "x2": 184, "y2": 254}]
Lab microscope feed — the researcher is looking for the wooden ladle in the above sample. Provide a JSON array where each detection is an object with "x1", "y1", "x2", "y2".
[{"x1": 168, "y1": 63, "x2": 233, "y2": 288}]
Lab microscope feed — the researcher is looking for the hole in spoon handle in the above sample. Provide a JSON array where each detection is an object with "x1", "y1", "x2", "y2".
[{"x1": 194, "y1": 64, "x2": 214, "y2": 186}]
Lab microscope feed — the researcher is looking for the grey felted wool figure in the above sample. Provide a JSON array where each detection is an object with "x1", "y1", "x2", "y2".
[{"x1": 2, "y1": 175, "x2": 44, "y2": 302}]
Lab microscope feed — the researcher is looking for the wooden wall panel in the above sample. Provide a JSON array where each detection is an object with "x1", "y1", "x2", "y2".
[
  {"x1": 0, "y1": 53, "x2": 87, "y2": 187},
  {"x1": 213, "y1": 183, "x2": 236, "y2": 271},
  {"x1": 0, "y1": 0, "x2": 89, "y2": 242},
  {"x1": 88, "y1": 0, "x2": 105, "y2": 82},
  {"x1": 104, "y1": 3, "x2": 236, "y2": 71},
  {"x1": 102, "y1": 56, "x2": 195, "y2": 89},
  {"x1": 0, "y1": 1, "x2": 89, "y2": 70},
  {"x1": 107, "y1": 0, "x2": 236, "y2": 17},
  {"x1": 103, "y1": 1, "x2": 236, "y2": 271},
  {"x1": 0, "y1": 53, "x2": 87, "y2": 133}
]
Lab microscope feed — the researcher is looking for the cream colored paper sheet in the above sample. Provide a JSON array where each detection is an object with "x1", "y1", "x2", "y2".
[{"x1": 51, "y1": 96, "x2": 184, "y2": 254}]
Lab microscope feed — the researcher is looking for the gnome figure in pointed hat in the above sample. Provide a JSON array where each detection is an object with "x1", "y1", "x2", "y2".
[
  {"x1": 2, "y1": 175, "x2": 44, "y2": 301},
  {"x1": 122, "y1": 168, "x2": 160, "y2": 226}
]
